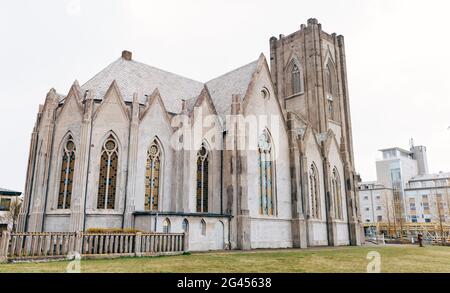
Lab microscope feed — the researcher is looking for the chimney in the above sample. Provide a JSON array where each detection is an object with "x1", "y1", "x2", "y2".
[{"x1": 122, "y1": 50, "x2": 132, "y2": 61}]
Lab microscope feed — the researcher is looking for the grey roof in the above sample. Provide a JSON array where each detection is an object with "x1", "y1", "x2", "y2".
[
  {"x1": 206, "y1": 60, "x2": 259, "y2": 122},
  {"x1": 74, "y1": 54, "x2": 260, "y2": 120},
  {"x1": 0, "y1": 188, "x2": 21, "y2": 196},
  {"x1": 81, "y1": 58, "x2": 205, "y2": 114}
]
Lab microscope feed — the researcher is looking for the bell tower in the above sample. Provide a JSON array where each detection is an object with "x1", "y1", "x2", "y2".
[
  {"x1": 270, "y1": 18, "x2": 355, "y2": 166},
  {"x1": 270, "y1": 19, "x2": 362, "y2": 246}
]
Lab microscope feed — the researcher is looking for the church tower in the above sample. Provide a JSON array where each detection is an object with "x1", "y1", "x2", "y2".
[
  {"x1": 270, "y1": 18, "x2": 355, "y2": 166},
  {"x1": 270, "y1": 18, "x2": 362, "y2": 246}
]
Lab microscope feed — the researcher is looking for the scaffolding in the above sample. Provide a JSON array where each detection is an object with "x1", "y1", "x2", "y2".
[{"x1": 364, "y1": 222, "x2": 450, "y2": 245}]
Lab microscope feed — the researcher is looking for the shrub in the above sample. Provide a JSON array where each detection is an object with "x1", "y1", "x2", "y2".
[{"x1": 86, "y1": 228, "x2": 143, "y2": 234}]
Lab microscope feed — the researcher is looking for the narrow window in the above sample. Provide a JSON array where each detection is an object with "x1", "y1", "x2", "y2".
[
  {"x1": 162, "y1": 218, "x2": 171, "y2": 233},
  {"x1": 326, "y1": 64, "x2": 333, "y2": 95},
  {"x1": 182, "y1": 219, "x2": 189, "y2": 233},
  {"x1": 145, "y1": 139, "x2": 162, "y2": 211},
  {"x1": 97, "y1": 135, "x2": 118, "y2": 210},
  {"x1": 327, "y1": 98, "x2": 334, "y2": 119},
  {"x1": 196, "y1": 144, "x2": 209, "y2": 213},
  {"x1": 291, "y1": 63, "x2": 302, "y2": 95},
  {"x1": 58, "y1": 137, "x2": 76, "y2": 209},
  {"x1": 258, "y1": 131, "x2": 275, "y2": 216},
  {"x1": 309, "y1": 164, "x2": 320, "y2": 219},
  {"x1": 332, "y1": 168, "x2": 342, "y2": 220},
  {"x1": 200, "y1": 219, "x2": 206, "y2": 236}
]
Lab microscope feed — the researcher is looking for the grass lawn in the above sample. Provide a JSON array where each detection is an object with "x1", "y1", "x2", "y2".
[{"x1": 0, "y1": 245, "x2": 449, "y2": 273}]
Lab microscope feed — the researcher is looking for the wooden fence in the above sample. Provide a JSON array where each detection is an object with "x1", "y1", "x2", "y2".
[{"x1": 0, "y1": 231, "x2": 188, "y2": 263}]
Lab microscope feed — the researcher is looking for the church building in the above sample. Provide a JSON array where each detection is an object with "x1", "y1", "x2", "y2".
[{"x1": 18, "y1": 19, "x2": 362, "y2": 251}]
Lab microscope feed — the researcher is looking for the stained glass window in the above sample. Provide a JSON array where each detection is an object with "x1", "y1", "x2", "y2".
[
  {"x1": 291, "y1": 63, "x2": 302, "y2": 95},
  {"x1": 332, "y1": 168, "x2": 343, "y2": 220},
  {"x1": 58, "y1": 137, "x2": 76, "y2": 210},
  {"x1": 196, "y1": 144, "x2": 209, "y2": 213},
  {"x1": 145, "y1": 140, "x2": 161, "y2": 211},
  {"x1": 258, "y1": 131, "x2": 274, "y2": 216},
  {"x1": 309, "y1": 164, "x2": 320, "y2": 219},
  {"x1": 97, "y1": 135, "x2": 118, "y2": 210}
]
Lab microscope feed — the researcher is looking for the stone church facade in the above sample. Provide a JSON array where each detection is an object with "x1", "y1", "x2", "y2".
[{"x1": 18, "y1": 19, "x2": 362, "y2": 251}]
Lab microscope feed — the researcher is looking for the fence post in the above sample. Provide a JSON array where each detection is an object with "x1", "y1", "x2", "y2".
[
  {"x1": 135, "y1": 232, "x2": 142, "y2": 257},
  {"x1": 74, "y1": 231, "x2": 83, "y2": 255},
  {"x1": 0, "y1": 231, "x2": 11, "y2": 263},
  {"x1": 183, "y1": 232, "x2": 189, "y2": 253}
]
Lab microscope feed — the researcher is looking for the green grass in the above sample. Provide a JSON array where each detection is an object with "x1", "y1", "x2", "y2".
[{"x1": 0, "y1": 245, "x2": 449, "y2": 273}]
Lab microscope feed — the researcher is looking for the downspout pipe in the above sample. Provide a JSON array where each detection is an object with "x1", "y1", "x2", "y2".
[{"x1": 220, "y1": 131, "x2": 226, "y2": 215}]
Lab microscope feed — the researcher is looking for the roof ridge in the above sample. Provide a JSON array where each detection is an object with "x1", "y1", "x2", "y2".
[
  {"x1": 206, "y1": 59, "x2": 259, "y2": 84},
  {"x1": 81, "y1": 57, "x2": 121, "y2": 89},
  {"x1": 130, "y1": 59, "x2": 204, "y2": 85}
]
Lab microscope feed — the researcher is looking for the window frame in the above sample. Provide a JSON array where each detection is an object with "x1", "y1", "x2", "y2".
[{"x1": 97, "y1": 135, "x2": 119, "y2": 210}]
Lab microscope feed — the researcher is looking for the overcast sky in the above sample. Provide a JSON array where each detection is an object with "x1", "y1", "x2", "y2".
[{"x1": 1, "y1": 0, "x2": 449, "y2": 191}]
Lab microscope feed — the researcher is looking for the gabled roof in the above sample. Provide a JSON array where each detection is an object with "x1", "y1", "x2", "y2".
[
  {"x1": 64, "y1": 52, "x2": 261, "y2": 120},
  {"x1": 205, "y1": 60, "x2": 259, "y2": 121},
  {"x1": 0, "y1": 188, "x2": 21, "y2": 196},
  {"x1": 81, "y1": 57, "x2": 204, "y2": 114}
]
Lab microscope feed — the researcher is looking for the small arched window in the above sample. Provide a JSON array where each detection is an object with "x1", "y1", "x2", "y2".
[
  {"x1": 97, "y1": 135, "x2": 119, "y2": 210},
  {"x1": 291, "y1": 63, "x2": 302, "y2": 95},
  {"x1": 200, "y1": 219, "x2": 207, "y2": 236},
  {"x1": 163, "y1": 218, "x2": 171, "y2": 233},
  {"x1": 145, "y1": 139, "x2": 162, "y2": 211},
  {"x1": 309, "y1": 164, "x2": 320, "y2": 219},
  {"x1": 196, "y1": 143, "x2": 209, "y2": 213},
  {"x1": 58, "y1": 136, "x2": 76, "y2": 210},
  {"x1": 332, "y1": 168, "x2": 343, "y2": 220},
  {"x1": 258, "y1": 130, "x2": 275, "y2": 216},
  {"x1": 182, "y1": 219, "x2": 189, "y2": 233}
]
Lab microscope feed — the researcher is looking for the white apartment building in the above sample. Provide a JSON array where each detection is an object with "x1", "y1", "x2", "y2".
[
  {"x1": 404, "y1": 173, "x2": 450, "y2": 223},
  {"x1": 358, "y1": 143, "x2": 449, "y2": 225}
]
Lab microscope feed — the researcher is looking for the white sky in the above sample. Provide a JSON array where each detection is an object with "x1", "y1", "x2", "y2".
[{"x1": 1, "y1": 0, "x2": 450, "y2": 191}]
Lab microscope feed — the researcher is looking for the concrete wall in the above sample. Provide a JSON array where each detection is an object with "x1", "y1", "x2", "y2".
[
  {"x1": 242, "y1": 64, "x2": 293, "y2": 249},
  {"x1": 135, "y1": 215, "x2": 230, "y2": 252}
]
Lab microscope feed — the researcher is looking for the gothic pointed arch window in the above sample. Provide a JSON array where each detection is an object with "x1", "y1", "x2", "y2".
[
  {"x1": 58, "y1": 136, "x2": 76, "y2": 210},
  {"x1": 182, "y1": 219, "x2": 189, "y2": 233},
  {"x1": 309, "y1": 163, "x2": 321, "y2": 219},
  {"x1": 163, "y1": 218, "x2": 171, "y2": 233},
  {"x1": 200, "y1": 219, "x2": 207, "y2": 236},
  {"x1": 145, "y1": 139, "x2": 162, "y2": 211},
  {"x1": 196, "y1": 143, "x2": 209, "y2": 213},
  {"x1": 332, "y1": 168, "x2": 343, "y2": 220},
  {"x1": 258, "y1": 130, "x2": 275, "y2": 216},
  {"x1": 97, "y1": 135, "x2": 119, "y2": 210},
  {"x1": 291, "y1": 63, "x2": 303, "y2": 95}
]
